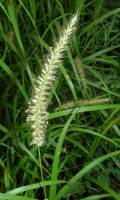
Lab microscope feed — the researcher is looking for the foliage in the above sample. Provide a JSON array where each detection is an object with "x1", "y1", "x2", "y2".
[{"x1": 0, "y1": 0, "x2": 120, "y2": 199}]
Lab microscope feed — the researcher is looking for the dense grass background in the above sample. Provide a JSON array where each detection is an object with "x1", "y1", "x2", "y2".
[{"x1": 0, "y1": 0, "x2": 120, "y2": 199}]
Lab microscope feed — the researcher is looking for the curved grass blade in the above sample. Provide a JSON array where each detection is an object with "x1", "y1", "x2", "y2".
[
  {"x1": 80, "y1": 194, "x2": 111, "y2": 200},
  {"x1": 7, "y1": 2, "x2": 25, "y2": 54},
  {"x1": 89, "y1": 178, "x2": 120, "y2": 200},
  {"x1": 49, "y1": 109, "x2": 78, "y2": 200},
  {"x1": 57, "y1": 150, "x2": 120, "y2": 199},
  {"x1": 7, "y1": 180, "x2": 66, "y2": 195},
  {"x1": 49, "y1": 104, "x2": 120, "y2": 120},
  {"x1": 0, "y1": 193, "x2": 36, "y2": 200},
  {"x1": 80, "y1": 8, "x2": 120, "y2": 36},
  {"x1": 0, "y1": 58, "x2": 28, "y2": 103}
]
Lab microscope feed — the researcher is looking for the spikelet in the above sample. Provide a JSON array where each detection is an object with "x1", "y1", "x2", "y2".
[
  {"x1": 74, "y1": 56, "x2": 87, "y2": 89},
  {"x1": 55, "y1": 98, "x2": 110, "y2": 111},
  {"x1": 26, "y1": 13, "x2": 78, "y2": 146}
]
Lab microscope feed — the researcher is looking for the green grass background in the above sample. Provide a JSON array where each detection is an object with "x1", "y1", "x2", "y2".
[{"x1": 0, "y1": 0, "x2": 120, "y2": 199}]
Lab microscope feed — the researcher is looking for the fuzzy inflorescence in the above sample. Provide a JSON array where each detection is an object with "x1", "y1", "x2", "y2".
[
  {"x1": 26, "y1": 13, "x2": 78, "y2": 146},
  {"x1": 55, "y1": 98, "x2": 110, "y2": 111},
  {"x1": 74, "y1": 56, "x2": 87, "y2": 89}
]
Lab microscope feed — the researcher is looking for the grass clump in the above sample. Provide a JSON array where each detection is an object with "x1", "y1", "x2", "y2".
[{"x1": 0, "y1": 1, "x2": 120, "y2": 200}]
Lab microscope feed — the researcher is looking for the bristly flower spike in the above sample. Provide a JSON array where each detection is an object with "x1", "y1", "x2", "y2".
[{"x1": 26, "y1": 13, "x2": 79, "y2": 146}]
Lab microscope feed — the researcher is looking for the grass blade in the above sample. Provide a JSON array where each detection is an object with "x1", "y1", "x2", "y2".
[
  {"x1": 57, "y1": 150, "x2": 120, "y2": 199},
  {"x1": 49, "y1": 109, "x2": 78, "y2": 200}
]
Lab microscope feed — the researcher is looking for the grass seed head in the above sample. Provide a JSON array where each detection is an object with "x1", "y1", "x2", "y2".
[{"x1": 26, "y1": 13, "x2": 78, "y2": 146}]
